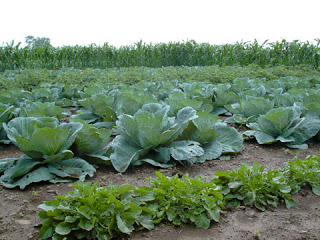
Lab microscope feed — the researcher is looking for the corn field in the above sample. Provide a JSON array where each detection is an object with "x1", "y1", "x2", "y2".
[{"x1": 1, "y1": 39, "x2": 319, "y2": 71}]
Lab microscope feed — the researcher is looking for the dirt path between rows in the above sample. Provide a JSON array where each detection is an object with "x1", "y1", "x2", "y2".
[{"x1": 0, "y1": 140, "x2": 319, "y2": 240}]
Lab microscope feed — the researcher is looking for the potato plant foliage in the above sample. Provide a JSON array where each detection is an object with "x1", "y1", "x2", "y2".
[{"x1": 39, "y1": 155, "x2": 320, "y2": 239}]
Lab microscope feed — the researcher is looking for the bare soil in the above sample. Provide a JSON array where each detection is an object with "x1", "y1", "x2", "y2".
[{"x1": 0, "y1": 140, "x2": 320, "y2": 240}]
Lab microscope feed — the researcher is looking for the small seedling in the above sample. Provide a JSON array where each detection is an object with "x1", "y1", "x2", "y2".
[
  {"x1": 253, "y1": 230, "x2": 262, "y2": 240},
  {"x1": 31, "y1": 191, "x2": 39, "y2": 197}
]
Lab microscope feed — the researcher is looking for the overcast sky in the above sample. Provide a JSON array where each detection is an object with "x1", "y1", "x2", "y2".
[{"x1": 1, "y1": 0, "x2": 319, "y2": 47}]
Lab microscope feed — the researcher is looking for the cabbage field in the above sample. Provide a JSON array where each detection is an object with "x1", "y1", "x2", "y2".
[{"x1": 0, "y1": 40, "x2": 320, "y2": 239}]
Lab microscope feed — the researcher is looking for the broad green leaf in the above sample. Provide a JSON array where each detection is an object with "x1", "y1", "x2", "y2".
[
  {"x1": 59, "y1": 122, "x2": 83, "y2": 152},
  {"x1": 64, "y1": 216, "x2": 78, "y2": 223},
  {"x1": 285, "y1": 143, "x2": 308, "y2": 149},
  {"x1": 0, "y1": 166, "x2": 55, "y2": 189},
  {"x1": 228, "y1": 181, "x2": 243, "y2": 189},
  {"x1": 279, "y1": 185, "x2": 291, "y2": 193},
  {"x1": 38, "y1": 200, "x2": 60, "y2": 212},
  {"x1": 170, "y1": 107, "x2": 198, "y2": 141},
  {"x1": 158, "y1": 140, "x2": 204, "y2": 162},
  {"x1": 74, "y1": 128, "x2": 110, "y2": 156},
  {"x1": 0, "y1": 157, "x2": 17, "y2": 173},
  {"x1": 116, "y1": 93, "x2": 157, "y2": 116},
  {"x1": 197, "y1": 139, "x2": 222, "y2": 163},
  {"x1": 214, "y1": 91, "x2": 240, "y2": 108},
  {"x1": 244, "y1": 130, "x2": 276, "y2": 144},
  {"x1": 244, "y1": 192, "x2": 256, "y2": 204},
  {"x1": 39, "y1": 218, "x2": 55, "y2": 239},
  {"x1": 258, "y1": 107, "x2": 299, "y2": 137},
  {"x1": 0, "y1": 106, "x2": 14, "y2": 123},
  {"x1": 14, "y1": 135, "x2": 43, "y2": 159},
  {"x1": 3, "y1": 157, "x2": 41, "y2": 179},
  {"x1": 116, "y1": 214, "x2": 133, "y2": 234},
  {"x1": 55, "y1": 222, "x2": 72, "y2": 236},
  {"x1": 194, "y1": 215, "x2": 211, "y2": 229},
  {"x1": 42, "y1": 150, "x2": 74, "y2": 164},
  {"x1": 19, "y1": 109, "x2": 47, "y2": 118},
  {"x1": 79, "y1": 218, "x2": 95, "y2": 231},
  {"x1": 116, "y1": 114, "x2": 138, "y2": 145},
  {"x1": 290, "y1": 117, "x2": 320, "y2": 144},
  {"x1": 110, "y1": 135, "x2": 149, "y2": 172},
  {"x1": 219, "y1": 155, "x2": 231, "y2": 160},
  {"x1": 276, "y1": 136, "x2": 295, "y2": 143},
  {"x1": 240, "y1": 96, "x2": 274, "y2": 118},
  {"x1": 284, "y1": 199, "x2": 296, "y2": 208},
  {"x1": 181, "y1": 111, "x2": 218, "y2": 144},
  {"x1": 166, "y1": 92, "x2": 203, "y2": 115},
  {"x1": 71, "y1": 112, "x2": 100, "y2": 123},
  {"x1": 139, "y1": 216, "x2": 154, "y2": 230},
  {"x1": 216, "y1": 124, "x2": 243, "y2": 153},
  {"x1": 141, "y1": 158, "x2": 176, "y2": 168},
  {"x1": 254, "y1": 132, "x2": 277, "y2": 144},
  {"x1": 77, "y1": 206, "x2": 92, "y2": 220},
  {"x1": 312, "y1": 185, "x2": 320, "y2": 195},
  {"x1": 207, "y1": 208, "x2": 220, "y2": 222},
  {"x1": 48, "y1": 158, "x2": 96, "y2": 181}
]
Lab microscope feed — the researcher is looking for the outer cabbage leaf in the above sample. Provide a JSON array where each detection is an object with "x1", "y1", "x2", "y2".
[
  {"x1": 215, "y1": 123, "x2": 243, "y2": 154},
  {"x1": 110, "y1": 135, "x2": 149, "y2": 172},
  {"x1": 155, "y1": 140, "x2": 204, "y2": 165},
  {"x1": 197, "y1": 139, "x2": 222, "y2": 163},
  {"x1": 0, "y1": 105, "x2": 14, "y2": 144},
  {"x1": 0, "y1": 157, "x2": 18, "y2": 173},
  {"x1": 0, "y1": 166, "x2": 55, "y2": 189},
  {"x1": 48, "y1": 158, "x2": 96, "y2": 181}
]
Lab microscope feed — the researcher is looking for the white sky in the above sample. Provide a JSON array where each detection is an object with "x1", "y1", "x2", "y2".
[{"x1": 1, "y1": 0, "x2": 319, "y2": 47}]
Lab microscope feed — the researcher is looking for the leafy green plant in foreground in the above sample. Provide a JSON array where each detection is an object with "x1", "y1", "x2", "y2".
[
  {"x1": 38, "y1": 182, "x2": 154, "y2": 240},
  {"x1": 213, "y1": 162, "x2": 295, "y2": 211},
  {"x1": 138, "y1": 172, "x2": 225, "y2": 229},
  {"x1": 38, "y1": 172, "x2": 224, "y2": 239},
  {"x1": 38, "y1": 154, "x2": 320, "y2": 239},
  {"x1": 283, "y1": 154, "x2": 320, "y2": 195}
]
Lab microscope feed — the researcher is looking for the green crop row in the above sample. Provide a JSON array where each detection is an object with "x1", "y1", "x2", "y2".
[
  {"x1": 1, "y1": 64, "x2": 319, "y2": 90},
  {"x1": 1, "y1": 39, "x2": 320, "y2": 71},
  {"x1": 1, "y1": 75, "x2": 320, "y2": 189},
  {"x1": 38, "y1": 154, "x2": 320, "y2": 239}
]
